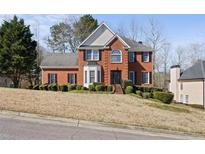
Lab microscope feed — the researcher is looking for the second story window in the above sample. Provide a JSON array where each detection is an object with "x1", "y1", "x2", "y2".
[
  {"x1": 85, "y1": 50, "x2": 99, "y2": 61},
  {"x1": 128, "y1": 52, "x2": 135, "y2": 63},
  {"x1": 142, "y1": 52, "x2": 150, "y2": 62},
  {"x1": 111, "y1": 49, "x2": 122, "y2": 63}
]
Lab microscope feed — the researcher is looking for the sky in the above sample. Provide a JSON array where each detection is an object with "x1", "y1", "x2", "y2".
[{"x1": 0, "y1": 14, "x2": 205, "y2": 52}]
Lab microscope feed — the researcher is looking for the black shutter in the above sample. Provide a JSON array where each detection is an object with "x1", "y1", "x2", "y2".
[
  {"x1": 83, "y1": 51, "x2": 86, "y2": 61},
  {"x1": 149, "y1": 52, "x2": 152, "y2": 62},
  {"x1": 149, "y1": 72, "x2": 152, "y2": 84},
  {"x1": 48, "y1": 73, "x2": 50, "y2": 84},
  {"x1": 135, "y1": 72, "x2": 137, "y2": 85},
  {"x1": 75, "y1": 74, "x2": 77, "y2": 84},
  {"x1": 141, "y1": 52, "x2": 144, "y2": 62},
  {"x1": 134, "y1": 52, "x2": 136, "y2": 62},
  {"x1": 67, "y1": 73, "x2": 70, "y2": 83},
  {"x1": 55, "y1": 74, "x2": 57, "y2": 84}
]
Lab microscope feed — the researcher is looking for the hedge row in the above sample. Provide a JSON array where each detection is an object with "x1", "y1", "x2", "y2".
[
  {"x1": 153, "y1": 92, "x2": 174, "y2": 104},
  {"x1": 32, "y1": 82, "x2": 113, "y2": 92},
  {"x1": 89, "y1": 82, "x2": 113, "y2": 92}
]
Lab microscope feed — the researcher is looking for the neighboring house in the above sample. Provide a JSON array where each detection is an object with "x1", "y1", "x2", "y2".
[
  {"x1": 40, "y1": 22, "x2": 154, "y2": 87},
  {"x1": 169, "y1": 61, "x2": 205, "y2": 108},
  {"x1": 0, "y1": 77, "x2": 13, "y2": 87}
]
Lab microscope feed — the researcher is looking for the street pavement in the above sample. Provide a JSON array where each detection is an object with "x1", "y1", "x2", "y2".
[{"x1": 0, "y1": 113, "x2": 202, "y2": 140}]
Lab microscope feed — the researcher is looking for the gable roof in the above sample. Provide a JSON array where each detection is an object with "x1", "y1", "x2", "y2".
[
  {"x1": 120, "y1": 36, "x2": 153, "y2": 52},
  {"x1": 78, "y1": 22, "x2": 153, "y2": 52},
  {"x1": 179, "y1": 60, "x2": 205, "y2": 80},
  {"x1": 40, "y1": 53, "x2": 78, "y2": 68},
  {"x1": 78, "y1": 22, "x2": 115, "y2": 49}
]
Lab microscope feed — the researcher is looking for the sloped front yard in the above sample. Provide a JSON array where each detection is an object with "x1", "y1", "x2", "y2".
[{"x1": 1, "y1": 87, "x2": 205, "y2": 135}]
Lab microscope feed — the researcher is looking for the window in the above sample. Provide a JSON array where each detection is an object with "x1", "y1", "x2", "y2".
[
  {"x1": 68, "y1": 73, "x2": 76, "y2": 84},
  {"x1": 180, "y1": 83, "x2": 183, "y2": 90},
  {"x1": 48, "y1": 73, "x2": 57, "y2": 84},
  {"x1": 90, "y1": 71, "x2": 95, "y2": 83},
  {"x1": 142, "y1": 52, "x2": 150, "y2": 62},
  {"x1": 180, "y1": 94, "x2": 183, "y2": 102},
  {"x1": 142, "y1": 72, "x2": 149, "y2": 84},
  {"x1": 129, "y1": 71, "x2": 135, "y2": 84},
  {"x1": 185, "y1": 95, "x2": 189, "y2": 103},
  {"x1": 97, "y1": 70, "x2": 101, "y2": 82},
  {"x1": 111, "y1": 49, "x2": 122, "y2": 63},
  {"x1": 85, "y1": 50, "x2": 99, "y2": 61},
  {"x1": 128, "y1": 52, "x2": 135, "y2": 62},
  {"x1": 85, "y1": 71, "x2": 87, "y2": 83}
]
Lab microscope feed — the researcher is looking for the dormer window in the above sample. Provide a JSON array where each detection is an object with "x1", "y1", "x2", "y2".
[
  {"x1": 111, "y1": 49, "x2": 122, "y2": 63},
  {"x1": 85, "y1": 50, "x2": 99, "y2": 61}
]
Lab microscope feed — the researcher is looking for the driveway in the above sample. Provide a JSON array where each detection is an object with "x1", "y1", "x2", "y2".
[{"x1": 0, "y1": 113, "x2": 202, "y2": 140}]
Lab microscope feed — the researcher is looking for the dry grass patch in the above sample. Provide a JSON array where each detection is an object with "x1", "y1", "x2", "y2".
[{"x1": 1, "y1": 87, "x2": 205, "y2": 135}]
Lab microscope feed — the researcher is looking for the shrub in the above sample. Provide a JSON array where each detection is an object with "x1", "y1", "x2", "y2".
[
  {"x1": 67, "y1": 84, "x2": 76, "y2": 91},
  {"x1": 48, "y1": 84, "x2": 58, "y2": 91},
  {"x1": 93, "y1": 82, "x2": 104, "y2": 88},
  {"x1": 81, "y1": 86, "x2": 88, "y2": 90},
  {"x1": 153, "y1": 92, "x2": 174, "y2": 104},
  {"x1": 89, "y1": 84, "x2": 95, "y2": 91},
  {"x1": 60, "y1": 84, "x2": 68, "y2": 92},
  {"x1": 125, "y1": 86, "x2": 133, "y2": 94},
  {"x1": 33, "y1": 85, "x2": 39, "y2": 90},
  {"x1": 39, "y1": 84, "x2": 48, "y2": 90},
  {"x1": 122, "y1": 80, "x2": 133, "y2": 89},
  {"x1": 28, "y1": 85, "x2": 33, "y2": 89},
  {"x1": 135, "y1": 90, "x2": 142, "y2": 96},
  {"x1": 95, "y1": 85, "x2": 105, "y2": 91},
  {"x1": 142, "y1": 92, "x2": 151, "y2": 99},
  {"x1": 107, "y1": 85, "x2": 113, "y2": 92},
  {"x1": 76, "y1": 85, "x2": 83, "y2": 90}
]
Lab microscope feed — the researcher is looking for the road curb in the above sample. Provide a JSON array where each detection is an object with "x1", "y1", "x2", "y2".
[{"x1": 0, "y1": 109, "x2": 204, "y2": 139}]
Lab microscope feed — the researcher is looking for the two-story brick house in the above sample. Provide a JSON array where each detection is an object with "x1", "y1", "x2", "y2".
[{"x1": 41, "y1": 22, "x2": 154, "y2": 87}]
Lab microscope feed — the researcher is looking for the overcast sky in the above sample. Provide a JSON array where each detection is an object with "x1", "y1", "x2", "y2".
[{"x1": 0, "y1": 14, "x2": 205, "y2": 52}]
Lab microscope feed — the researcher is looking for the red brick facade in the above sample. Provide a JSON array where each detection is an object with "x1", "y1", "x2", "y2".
[{"x1": 42, "y1": 38, "x2": 153, "y2": 86}]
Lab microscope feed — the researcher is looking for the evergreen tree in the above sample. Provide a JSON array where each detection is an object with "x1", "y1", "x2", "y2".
[{"x1": 0, "y1": 16, "x2": 37, "y2": 88}]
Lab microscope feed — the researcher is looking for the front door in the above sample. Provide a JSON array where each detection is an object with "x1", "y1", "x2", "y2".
[{"x1": 111, "y1": 71, "x2": 121, "y2": 84}]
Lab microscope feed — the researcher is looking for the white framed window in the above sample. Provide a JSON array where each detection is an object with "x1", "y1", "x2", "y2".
[
  {"x1": 185, "y1": 95, "x2": 189, "y2": 103},
  {"x1": 90, "y1": 70, "x2": 95, "y2": 83},
  {"x1": 48, "y1": 73, "x2": 57, "y2": 84},
  {"x1": 180, "y1": 83, "x2": 183, "y2": 90},
  {"x1": 85, "y1": 50, "x2": 99, "y2": 61},
  {"x1": 180, "y1": 94, "x2": 183, "y2": 102},
  {"x1": 129, "y1": 71, "x2": 135, "y2": 84},
  {"x1": 68, "y1": 73, "x2": 76, "y2": 84},
  {"x1": 142, "y1": 52, "x2": 150, "y2": 62},
  {"x1": 111, "y1": 49, "x2": 122, "y2": 63},
  {"x1": 142, "y1": 72, "x2": 150, "y2": 84},
  {"x1": 128, "y1": 52, "x2": 135, "y2": 63}
]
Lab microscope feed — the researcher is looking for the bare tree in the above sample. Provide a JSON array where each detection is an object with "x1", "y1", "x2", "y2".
[
  {"x1": 188, "y1": 43, "x2": 205, "y2": 65},
  {"x1": 161, "y1": 43, "x2": 171, "y2": 88},
  {"x1": 143, "y1": 17, "x2": 166, "y2": 86},
  {"x1": 127, "y1": 19, "x2": 139, "y2": 41}
]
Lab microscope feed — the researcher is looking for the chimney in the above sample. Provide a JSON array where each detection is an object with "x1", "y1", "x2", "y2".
[
  {"x1": 138, "y1": 41, "x2": 143, "y2": 44},
  {"x1": 169, "y1": 65, "x2": 180, "y2": 102}
]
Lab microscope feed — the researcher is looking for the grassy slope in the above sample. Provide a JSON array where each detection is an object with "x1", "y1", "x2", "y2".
[{"x1": 0, "y1": 87, "x2": 205, "y2": 135}]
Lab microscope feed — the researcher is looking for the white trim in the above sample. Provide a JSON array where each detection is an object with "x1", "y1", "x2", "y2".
[
  {"x1": 129, "y1": 71, "x2": 135, "y2": 84},
  {"x1": 104, "y1": 34, "x2": 130, "y2": 49},
  {"x1": 110, "y1": 49, "x2": 122, "y2": 63},
  {"x1": 40, "y1": 66, "x2": 79, "y2": 69},
  {"x1": 78, "y1": 22, "x2": 115, "y2": 49}
]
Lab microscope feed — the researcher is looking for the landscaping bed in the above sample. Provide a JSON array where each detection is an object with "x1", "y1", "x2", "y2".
[{"x1": 1, "y1": 87, "x2": 205, "y2": 135}]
